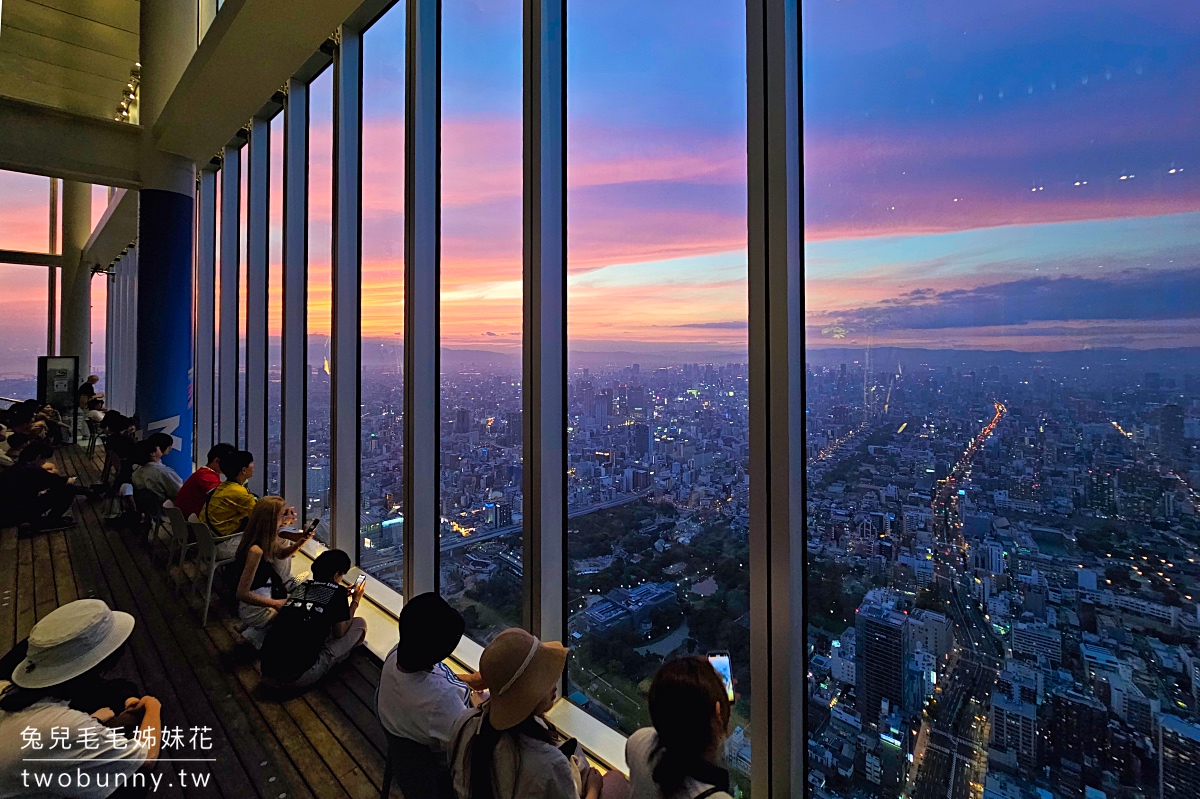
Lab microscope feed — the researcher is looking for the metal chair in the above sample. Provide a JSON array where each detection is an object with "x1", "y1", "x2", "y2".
[
  {"x1": 132, "y1": 488, "x2": 168, "y2": 551},
  {"x1": 379, "y1": 732, "x2": 453, "y2": 799},
  {"x1": 190, "y1": 521, "x2": 240, "y2": 626}
]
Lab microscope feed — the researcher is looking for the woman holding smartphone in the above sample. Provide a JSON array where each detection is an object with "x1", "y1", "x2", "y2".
[
  {"x1": 625, "y1": 657, "x2": 734, "y2": 799},
  {"x1": 233, "y1": 497, "x2": 313, "y2": 648}
]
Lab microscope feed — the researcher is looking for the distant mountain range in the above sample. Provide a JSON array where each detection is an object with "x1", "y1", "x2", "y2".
[{"x1": 805, "y1": 345, "x2": 1200, "y2": 373}]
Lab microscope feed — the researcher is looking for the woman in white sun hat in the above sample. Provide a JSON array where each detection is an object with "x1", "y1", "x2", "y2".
[
  {"x1": 448, "y1": 628, "x2": 629, "y2": 799},
  {"x1": 0, "y1": 599, "x2": 162, "y2": 798}
]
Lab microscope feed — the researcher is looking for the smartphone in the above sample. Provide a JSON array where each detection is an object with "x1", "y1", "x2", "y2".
[
  {"x1": 707, "y1": 651, "x2": 735, "y2": 702},
  {"x1": 305, "y1": 518, "x2": 321, "y2": 536},
  {"x1": 351, "y1": 573, "x2": 367, "y2": 592}
]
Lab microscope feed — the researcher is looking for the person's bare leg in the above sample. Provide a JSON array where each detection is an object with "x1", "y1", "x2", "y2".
[{"x1": 600, "y1": 769, "x2": 631, "y2": 799}]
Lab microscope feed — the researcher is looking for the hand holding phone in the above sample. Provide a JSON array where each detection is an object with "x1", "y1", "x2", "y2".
[
  {"x1": 707, "y1": 651, "x2": 735, "y2": 702},
  {"x1": 351, "y1": 573, "x2": 367, "y2": 600}
]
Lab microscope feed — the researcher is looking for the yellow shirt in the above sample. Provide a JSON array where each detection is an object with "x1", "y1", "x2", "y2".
[{"x1": 199, "y1": 481, "x2": 257, "y2": 536}]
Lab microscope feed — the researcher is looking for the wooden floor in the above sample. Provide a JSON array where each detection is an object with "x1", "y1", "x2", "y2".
[{"x1": 1, "y1": 445, "x2": 397, "y2": 799}]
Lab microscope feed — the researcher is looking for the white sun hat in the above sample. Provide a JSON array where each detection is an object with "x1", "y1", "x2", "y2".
[{"x1": 12, "y1": 599, "x2": 135, "y2": 689}]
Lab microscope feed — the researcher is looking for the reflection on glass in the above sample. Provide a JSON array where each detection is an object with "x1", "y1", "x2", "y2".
[
  {"x1": 359, "y1": 6, "x2": 406, "y2": 594},
  {"x1": 564, "y1": 4, "x2": 750, "y2": 789},
  {"x1": 267, "y1": 115, "x2": 284, "y2": 496},
  {"x1": 306, "y1": 69, "x2": 334, "y2": 544},
  {"x1": 438, "y1": 0, "x2": 523, "y2": 643},
  {"x1": 803, "y1": 4, "x2": 1200, "y2": 799},
  {"x1": 0, "y1": 265, "x2": 50, "y2": 398}
]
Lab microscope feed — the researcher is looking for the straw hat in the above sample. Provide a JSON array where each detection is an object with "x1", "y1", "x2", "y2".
[
  {"x1": 12, "y1": 600, "x2": 135, "y2": 689},
  {"x1": 477, "y1": 628, "x2": 567, "y2": 730}
]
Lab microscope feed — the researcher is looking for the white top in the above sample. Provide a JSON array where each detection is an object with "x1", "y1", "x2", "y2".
[
  {"x1": 626, "y1": 728, "x2": 733, "y2": 799},
  {"x1": 0, "y1": 699, "x2": 147, "y2": 799},
  {"x1": 130, "y1": 462, "x2": 183, "y2": 500},
  {"x1": 450, "y1": 710, "x2": 578, "y2": 799},
  {"x1": 375, "y1": 649, "x2": 473, "y2": 752}
]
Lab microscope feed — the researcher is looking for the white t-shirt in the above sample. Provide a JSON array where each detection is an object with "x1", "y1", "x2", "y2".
[
  {"x1": 375, "y1": 649, "x2": 473, "y2": 752},
  {"x1": 626, "y1": 728, "x2": 733, "y2": 799},
  {"x1": 0, "y1": 699, "x2": 148, "y2": 799}
]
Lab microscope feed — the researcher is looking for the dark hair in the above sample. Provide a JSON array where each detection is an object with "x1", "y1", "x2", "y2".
[
  {"x1": 206, "y1": 443, "x2": 236, "y2": 468},
  {"x1": 17, "y1": 440, "x2": 54, "y2": 464},
  {"x1": 312, "y1": 549, "x2": 351, "y2": 582},
  {"x1": 87, "y1": 399, "x2": 104, "y2": 410},
  {"x1": 468, "y1": 710, "x2": 556, "y2": 799},
  {"x1": 221, "y1": 449, "x2": 254, "y2": 479},
  {"x1": 147, "y1": 433, "x2": 174, "y2": 453},
  {"x1": 132, "y1": 439, "x2": 157, "y2": 466},
  {"x1": 647, "y1": 656, "x2": 732, "y2": 797},
  {"x1": 5, "y1": 432, "x2": 31, "y2": 451}
]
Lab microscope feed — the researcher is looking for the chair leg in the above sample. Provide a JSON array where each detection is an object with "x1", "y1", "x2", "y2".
[
  {"x1": 380, "y1": 741, "x2": 394, "y2": 799},
  {"x1": 201, "y1": 566, "x2": 217, "y2": 626}
]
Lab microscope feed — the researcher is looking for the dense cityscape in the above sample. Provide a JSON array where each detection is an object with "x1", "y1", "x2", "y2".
[
  {"x1": 262, "y1": 353, "x2": 755, "y2": 792},
  {"x1": 805, "y1": 348, "x2": 1200, "y2": 799}
]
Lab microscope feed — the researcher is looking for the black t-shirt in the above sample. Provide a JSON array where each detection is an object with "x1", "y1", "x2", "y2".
[
  {"x1": 77, "y1": 382, "x2": 96, "y2": 400},
  {"x1": 259, "y1": 580, "x2": 350, "y2": 681}
]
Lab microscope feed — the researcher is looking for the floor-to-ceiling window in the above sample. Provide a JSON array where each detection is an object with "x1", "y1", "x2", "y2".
[
  {"x1": 267, "y1": 115, "x2": 285, "y2": 496},
  {"x1": 307, "y1": 68, "x2": 334, "y2": 543},
  {"x1": 564, "y1": 2, "x2": 752, "y2": 786},
  {"x1": 438, "y1": 0, "x2": 524, "y2": 643},
  {"x1": 804, "y1": 4, "x2": 1200, "y2": 798},
  {"x1": 359, "y1": 5, "x2": 406, "y2": 593}
]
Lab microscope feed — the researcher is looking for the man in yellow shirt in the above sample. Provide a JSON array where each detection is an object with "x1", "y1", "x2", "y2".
[{"x1": 200, "y1": 450, "x2": 257, "y2": 536}]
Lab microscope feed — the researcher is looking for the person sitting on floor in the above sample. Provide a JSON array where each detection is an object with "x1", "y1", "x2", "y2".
[
  {"x1": 376, "y1": 592, "x2": 482, "y2": 798},
  {"x1": 0, "y1": 441, "x2": 91, "y2": 532},
  {"x1": 449, "y1": 628, "x2": 629, "y2": 799},
  {"x1": 625, "y1": 657, "x2": 734, "y2": 799},
  {"x1": 259, "y1": 549, "x2": 368, "y2": 689},
  {"x1": 130, "y1": 433, "x2": 184, "y2": 501},
  {"x1": 0, "y1": 599, "x2": 162, "y2": 798},
  {"x1": 232, "y1": 496, "x2": 310, "y2": 648},
  {"x1": 0, "y1": 432, "x2": 31, "y2": 470},
  {"x1": 176, "y1": 443, "x2": 235, "y2": 520},
  {"x1": 199, "y1": 449, "x2": 257, "y2": 537}
]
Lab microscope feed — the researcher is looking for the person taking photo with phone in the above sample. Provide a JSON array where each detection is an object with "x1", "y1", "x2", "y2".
[
  {"x1": 233, "y1": 496, "x2": 307, "y2": 648},
  {"x1": 626, "y1": 656, "x2": 734, "y2": 799},
  {"x1": 258, "y1": 549, "x2": 367, "y2": 689}
]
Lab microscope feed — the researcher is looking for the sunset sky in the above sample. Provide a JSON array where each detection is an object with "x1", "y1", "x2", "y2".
[{"x1": 804, "y1": 0, "x2": 1200, "y2": 351}]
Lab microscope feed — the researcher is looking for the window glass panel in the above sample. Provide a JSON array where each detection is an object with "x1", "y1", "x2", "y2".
[
  {"x1": 0, "y1": 265, "x2": 48, "y2": 398},
  {"x1": 439, "y1": 0, "x2": 523, "y2": 643},
  {"x1": 0, "y1": 170, "x2": 51, "y2": 252},
  {"x1": 90, "y1": 185, "x2": 109, "y2": 234},
  {"x1": 307, "y1": 68, "x2": 334, "y2": 543},
  {"x1": 804, "y1": 4, "x2": 1200, "y2": 798},
  {"x1": 565, "y1": 3, "x2": 751, "y2": 783},
  {"x1": 213, "y1": 170, "x2": 222, "y2": 446},
  {"x1": 267, "y1": 115, "x2": 285, "y2": 496},
  {"x1": 91, "y1": 274, "x2": 106, "y2": 386},
  {"x1": 360, "y1": 6, "x2": 406, "y2": 592},
  {"x1": 239, "y1": 149, "x2": 249, "y2": 449}
]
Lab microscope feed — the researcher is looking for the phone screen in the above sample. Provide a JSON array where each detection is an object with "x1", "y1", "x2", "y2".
[
  {"x1": 353, "y1": 574, "x2": 367, "y2": 591},
  {"x1": 707, "y1": 652, "x2": 734, "y2": 701}
]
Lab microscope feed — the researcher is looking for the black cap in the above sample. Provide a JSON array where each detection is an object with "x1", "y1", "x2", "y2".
[{"x1": 396, "y1": 593, "x2": 466, "y2": 671}]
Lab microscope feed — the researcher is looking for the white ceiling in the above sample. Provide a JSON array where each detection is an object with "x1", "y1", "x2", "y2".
[{"x1": 0, "y1": 0, "x2": 140, "y2": 120}]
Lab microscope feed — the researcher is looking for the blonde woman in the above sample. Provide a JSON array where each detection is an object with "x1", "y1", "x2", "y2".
[{"x1": 233, "y1": 496, "x2": 313, "y2": 647}]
